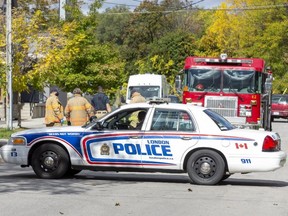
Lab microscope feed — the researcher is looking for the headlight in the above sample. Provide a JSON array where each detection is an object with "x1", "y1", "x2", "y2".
[
  {"x1": 9, "y1": 137, "x2": 26, "y2": 145},
  {"x1": 239, "y1": 104, "x2": 252, "y2": 117}
]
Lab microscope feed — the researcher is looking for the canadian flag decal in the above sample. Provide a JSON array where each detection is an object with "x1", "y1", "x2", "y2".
[{"x1": 235, "y1": 143, "x2": 248, "y2": 149}]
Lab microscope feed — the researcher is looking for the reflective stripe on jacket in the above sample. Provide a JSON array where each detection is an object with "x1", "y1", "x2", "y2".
[{"x1": 65, "y1": 94, "x2": 93, "y2": 126}]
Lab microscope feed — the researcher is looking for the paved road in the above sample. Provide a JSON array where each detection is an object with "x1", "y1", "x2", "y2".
[{"x1": 0, "y1": 120, "x2": 287, "y2": 216}]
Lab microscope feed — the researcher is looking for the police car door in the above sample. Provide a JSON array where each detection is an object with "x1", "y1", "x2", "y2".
[
  {"x1": 83, "y1": 108, "x2": 145, "y2": 168},
  {"x1": 141, "y1": 107, "x2": 198, "y2": 170}
]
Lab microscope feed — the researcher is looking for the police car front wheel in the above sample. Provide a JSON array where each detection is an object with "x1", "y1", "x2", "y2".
[
  {"x1": 31, "y1": 144, "x2": 70, "y2": 179},
  {"x1": 187, "y1": 149, "x2": 225, "y2": 185}
]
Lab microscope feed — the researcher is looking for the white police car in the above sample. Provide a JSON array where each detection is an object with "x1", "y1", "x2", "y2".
[{"x1": 0, "y1": 99, "x2": 286, "y2": 185}]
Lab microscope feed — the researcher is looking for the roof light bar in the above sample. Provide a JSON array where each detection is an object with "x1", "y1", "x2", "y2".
[
  {"x1": 194, "y1": 57, "x2": 253, "y2": 64},
  {"x1": 194, "y1": 58, "x2": 220, "y2": 63}
]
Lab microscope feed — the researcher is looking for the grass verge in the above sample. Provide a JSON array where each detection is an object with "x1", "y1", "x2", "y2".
[{"x1": 0, "y1": 128, "x2": 25, "y2": 139}]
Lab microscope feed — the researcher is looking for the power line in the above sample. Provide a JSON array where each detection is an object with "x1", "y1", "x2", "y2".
[
  {"x1": 2, "y1": 2, "x2": 286, "y2": 17},
  {"x1": 103, "y1": 1, "x2": 139, "y2": 7},
  {"x1": 219, "y1": 3, "x2": 288, "y2": 11},
  {"x1": 98, "y1": 4, "x2": 288, "y2": 15}
]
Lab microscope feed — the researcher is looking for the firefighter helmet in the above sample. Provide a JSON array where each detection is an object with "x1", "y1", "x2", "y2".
[{"x1": 195, "y1": 84, "x2": 204, "y2": 91}]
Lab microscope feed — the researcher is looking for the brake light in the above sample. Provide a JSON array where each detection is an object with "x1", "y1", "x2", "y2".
[{"x1": 262, "y1": 136, "x2": 279, "y2": 152}]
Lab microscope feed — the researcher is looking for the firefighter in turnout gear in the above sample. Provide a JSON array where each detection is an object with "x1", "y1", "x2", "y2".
[
  {"x1": 65, "y1": 88, "x2": 93, "y2": 126},
  {"x1": 130, "y1": 90, "x2": 146, "y2": 104},
  {"x1": 45, "y1": 88, "x2": 64, "y2": 127}
]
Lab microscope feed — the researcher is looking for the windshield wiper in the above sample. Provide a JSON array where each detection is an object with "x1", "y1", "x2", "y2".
[{"x1": 230, "y1": 88, "x2": 244, "y2": 102}]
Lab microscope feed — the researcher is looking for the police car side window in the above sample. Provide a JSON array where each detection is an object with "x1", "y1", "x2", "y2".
[
  {"x1": 151, "y1": 109, "x2": 195, "y2": 132},
  {"x1": 102, "y1": 110, "x2": 130, "y2": 130},
  {"x1": 103, "y1": 109, "x2": 146, "y2": 130}
]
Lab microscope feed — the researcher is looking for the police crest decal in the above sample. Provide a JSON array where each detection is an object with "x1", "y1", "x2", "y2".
[{"x1": 100, "y1": 144, "x2": 110, "y2": 155}]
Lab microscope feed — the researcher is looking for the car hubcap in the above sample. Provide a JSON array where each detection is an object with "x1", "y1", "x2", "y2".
[
  {"x1": 44, "y1": 156, "x2": 55, "y2": 168},
  {"x1": 199, "y1": 162, "x2": 211, "y2": 174},
  {"x1": 194, "y1": 156, "x2": 216, "y2": 178},
  {"x1": 39, "y1": 151, "x2": 59, "y2": 172}
]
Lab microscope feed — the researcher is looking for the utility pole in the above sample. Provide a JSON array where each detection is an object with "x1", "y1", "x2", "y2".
[
  {"x1": 6, "y1": 0, "x2": 13, "y2": 129},
  {"x1": 59, "y1": 0, "x2": 66, "y2": 20}
]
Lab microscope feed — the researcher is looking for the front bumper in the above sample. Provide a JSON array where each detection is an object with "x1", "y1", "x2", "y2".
[
  {"x1": 0, "y1": 139, "x2": 8, "y2": 148},
  {"x1": 0, "y1": 145, "x2": 29, "y2": 165}
]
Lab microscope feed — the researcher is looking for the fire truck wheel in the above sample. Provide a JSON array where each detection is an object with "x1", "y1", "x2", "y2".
[
  {"x1": 31, "y1": 144, "x2": 70, "y2": 179},
  {"x1": 187, "y1": 149, "x2": 225, "y2": 185}
]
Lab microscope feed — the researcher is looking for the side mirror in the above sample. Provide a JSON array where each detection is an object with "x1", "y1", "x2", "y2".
[
  {"x1": 175, "y1": 75, "x2": 182, "y2": 90},
  {"x1": 264, "y1": 77, "x2": 272, "y2": 92},
  {"x1": 93, "y1": 122, "x2": 103, "y2": 130},
  {"x1": 89, "y1": 116, "x2": 97, "y2": 122}
]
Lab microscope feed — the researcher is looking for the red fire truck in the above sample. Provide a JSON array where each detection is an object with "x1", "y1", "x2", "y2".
[{"x1": 176, "y1": 54, "x2": 272, "y2": 130}]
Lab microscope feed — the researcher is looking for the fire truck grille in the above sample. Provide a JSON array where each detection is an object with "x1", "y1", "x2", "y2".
[{"x1": 205, "y1": 96, "x2": 238, "y2": 117}]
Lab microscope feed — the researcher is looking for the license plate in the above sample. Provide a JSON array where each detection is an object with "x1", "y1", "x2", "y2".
[{"x1": 273, "y1": 112, "x2": 280, "y2": 115}]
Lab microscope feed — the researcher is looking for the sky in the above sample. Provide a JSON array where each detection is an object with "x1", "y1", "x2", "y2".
[
  {"x1": 98, "y1": 0, "x2": 225, "y2": 11},
  {"x1": 78, "y1": 0, "x2": 225, "y2": 15},
  {"x1": 77, "y1": 0, "x2": 226, "y2": 15}
]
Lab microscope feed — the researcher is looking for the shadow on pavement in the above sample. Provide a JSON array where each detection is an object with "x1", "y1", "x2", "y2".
[{"x1": 1, "y1": 168, "x2": 287, "y2": 194}]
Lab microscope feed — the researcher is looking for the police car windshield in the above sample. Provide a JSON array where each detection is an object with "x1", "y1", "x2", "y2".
[{"x1": 204, "y1": 109, "x2": 235, "y2": 131}]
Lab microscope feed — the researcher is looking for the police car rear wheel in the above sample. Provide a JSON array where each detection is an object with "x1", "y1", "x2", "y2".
[
  {"x1": 31, "y1": 144, "x2": 69, "y2": 179},
  {"x1": 187, "y1": 150, "x2": 225, "y2": 185}
]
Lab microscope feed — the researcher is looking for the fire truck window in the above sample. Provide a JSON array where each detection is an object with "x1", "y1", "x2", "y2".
[
  {"x1": 190, "y1": 69, "x2": 221, "y2": 92},
  {"x1": 223, "y1": 70, "x2": 255, "y2": 93}
]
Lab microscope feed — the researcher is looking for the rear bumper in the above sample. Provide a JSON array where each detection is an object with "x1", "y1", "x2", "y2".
[
  {"x1": 272, "y1": 111, "x2": 288, "y2": 118},
  {"x1": 227, "y1": 151, "x2": 287, "y2": 173}
]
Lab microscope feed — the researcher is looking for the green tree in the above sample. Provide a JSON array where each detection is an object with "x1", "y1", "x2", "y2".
[
  {"x1": 29, "y1": 10, "x2": 127, "y2": 99},
  {"x1": 147, "y1": 30, "x2": 197, "y2": 83},
  {"x1": 96, "y1": 6, "x2": 132, "y2": 45},
  {"x1": 0, "y1": 7, "x2": 59, "y2": 126}
]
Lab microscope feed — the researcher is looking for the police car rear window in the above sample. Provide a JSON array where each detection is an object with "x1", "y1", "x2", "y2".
[{"x1": 204, "y1": 109, "x2": 235, "y2": 131}]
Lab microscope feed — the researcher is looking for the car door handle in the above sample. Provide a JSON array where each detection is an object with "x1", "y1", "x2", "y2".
[
  {"x1": 181, "y1": 136, "x2": 192, "y2": 140},
  {"x1": 130, "y1": 136, "x2": 140, "y2": 139}
]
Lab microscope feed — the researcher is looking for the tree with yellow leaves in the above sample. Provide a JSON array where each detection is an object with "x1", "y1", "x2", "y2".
[{"x1": 197, "y1": 0, "x2": 288, "y2": 93}]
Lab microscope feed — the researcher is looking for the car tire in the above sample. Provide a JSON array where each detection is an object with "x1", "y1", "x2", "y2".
[
  {"x1": 31, "y1": 144, "x2": 70, "y2": 179},
  {"x1": 187, "y1": 149, "x2": 225, "y2": 185},
  {"x1": 221, "y1": 174, "x2": 231, "y2": 181}
]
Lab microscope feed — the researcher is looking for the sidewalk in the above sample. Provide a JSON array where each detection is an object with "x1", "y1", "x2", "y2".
[{"x1": 0, "y1": 118, "x2": 45, "y2": 129}]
